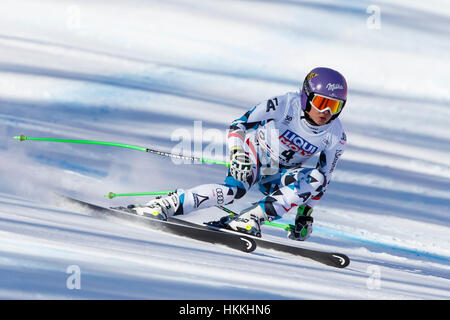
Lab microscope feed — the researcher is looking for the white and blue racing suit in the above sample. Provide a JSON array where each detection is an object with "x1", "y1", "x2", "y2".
[{"x1": 173, "y1": 92, "x2": 347, "y2": 219}]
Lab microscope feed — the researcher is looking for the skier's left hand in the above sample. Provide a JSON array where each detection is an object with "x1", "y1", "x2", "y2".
[{"x1": 288, "y1": 214, "x2": 313, "y2": 241}]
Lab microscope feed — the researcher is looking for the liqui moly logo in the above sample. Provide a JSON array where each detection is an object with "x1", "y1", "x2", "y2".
[{"x1": 279, "y1": 130, "x2": 318, "y2": 156}]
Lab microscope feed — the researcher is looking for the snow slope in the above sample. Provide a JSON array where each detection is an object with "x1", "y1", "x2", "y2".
[{"x1": 0, "y1": 0, "x2": 449, "y2": 299}]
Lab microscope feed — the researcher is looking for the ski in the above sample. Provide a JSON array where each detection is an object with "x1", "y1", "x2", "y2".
[
  {"x1": 254, "y1": 237, "x2": 349, "y2": 268},
  {"x1": 203, "y1": 207, "x2": 351, "y2": 268},
  {"x1": 60, "y1": 196, "x2": 256, "y2": 253},
  {"x1": 200, "y1": 222, "x2": 349, "y2": 268},
  {"x1": 60, "y1": 196, "x2": 349, "y2": 267},
  {"x1": 164, "y1": 215, "x2": 349, "y2": 268}
]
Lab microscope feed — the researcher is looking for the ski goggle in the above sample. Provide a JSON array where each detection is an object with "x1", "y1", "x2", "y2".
[{"x1": 309, "y1": 93, "x2": 345, "y2": 115}]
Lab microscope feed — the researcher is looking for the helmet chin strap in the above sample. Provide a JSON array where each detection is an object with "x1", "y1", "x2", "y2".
[
  {"x1": 303, "y1": 108, "x2": 335, "y2": 126},
  {"x1": 303, "y1": 110, "x2": 320, "y2": 126}
]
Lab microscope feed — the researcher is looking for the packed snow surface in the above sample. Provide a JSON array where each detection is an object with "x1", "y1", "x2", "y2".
[{"x1": 0, "y1": 0, "x2": 449, "y2": 299}]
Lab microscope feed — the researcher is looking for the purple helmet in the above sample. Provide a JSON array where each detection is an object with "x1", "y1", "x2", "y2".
[{"x1": 300, "y1": 67, "x2": 348, "y2": 121}]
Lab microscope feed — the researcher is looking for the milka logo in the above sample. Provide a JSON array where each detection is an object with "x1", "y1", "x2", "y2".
[{"x1": 326, "y1": 83, "x2": 344, "y2": 91}]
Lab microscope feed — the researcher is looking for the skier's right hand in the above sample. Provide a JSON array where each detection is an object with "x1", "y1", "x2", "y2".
[{"x1": 229, "y1": 147, "x2": 253, "y2": 182}]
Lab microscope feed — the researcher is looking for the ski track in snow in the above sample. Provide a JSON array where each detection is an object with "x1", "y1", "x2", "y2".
[{"x1": 0, "y1": 0, "x2": 449, "y2": 299}]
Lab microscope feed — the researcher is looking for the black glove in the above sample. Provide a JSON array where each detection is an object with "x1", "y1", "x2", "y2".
[
  {"x1": 229, "y1": 147, "x2": 252, "y2": 182},
  {"x1": 288, "y1": 205, "x2": 314, "y2": 241}
]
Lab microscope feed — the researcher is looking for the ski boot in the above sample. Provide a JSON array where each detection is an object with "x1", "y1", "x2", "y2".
[
  {"x1": 128, "y1": 193, "x2": 180, "y2": 221},
  {"x1": 207, "y1": 205, "x2": 269, "y2": 237}
]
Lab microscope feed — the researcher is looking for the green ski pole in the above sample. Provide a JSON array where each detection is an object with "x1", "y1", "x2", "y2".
[
  {"x1": 15, "y1": 134, "x2": 293, "y2": 232},
  {"x1": 216, "y1": 205, "x2": 295, "y2": 231},
  {"x1": 105, "y1": 191, "x2": 174, "y2": 199},
  {"x1": 13, "y1": 134, "x2": 230, "y2": 168},
  {"x1": 105, "y1": 190, "x2": 295, "y2": 232}
]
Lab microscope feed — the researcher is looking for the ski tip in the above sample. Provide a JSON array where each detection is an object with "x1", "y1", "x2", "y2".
[{"x1": 331, "y1": 253, "x2": 350, "y2": 268}]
